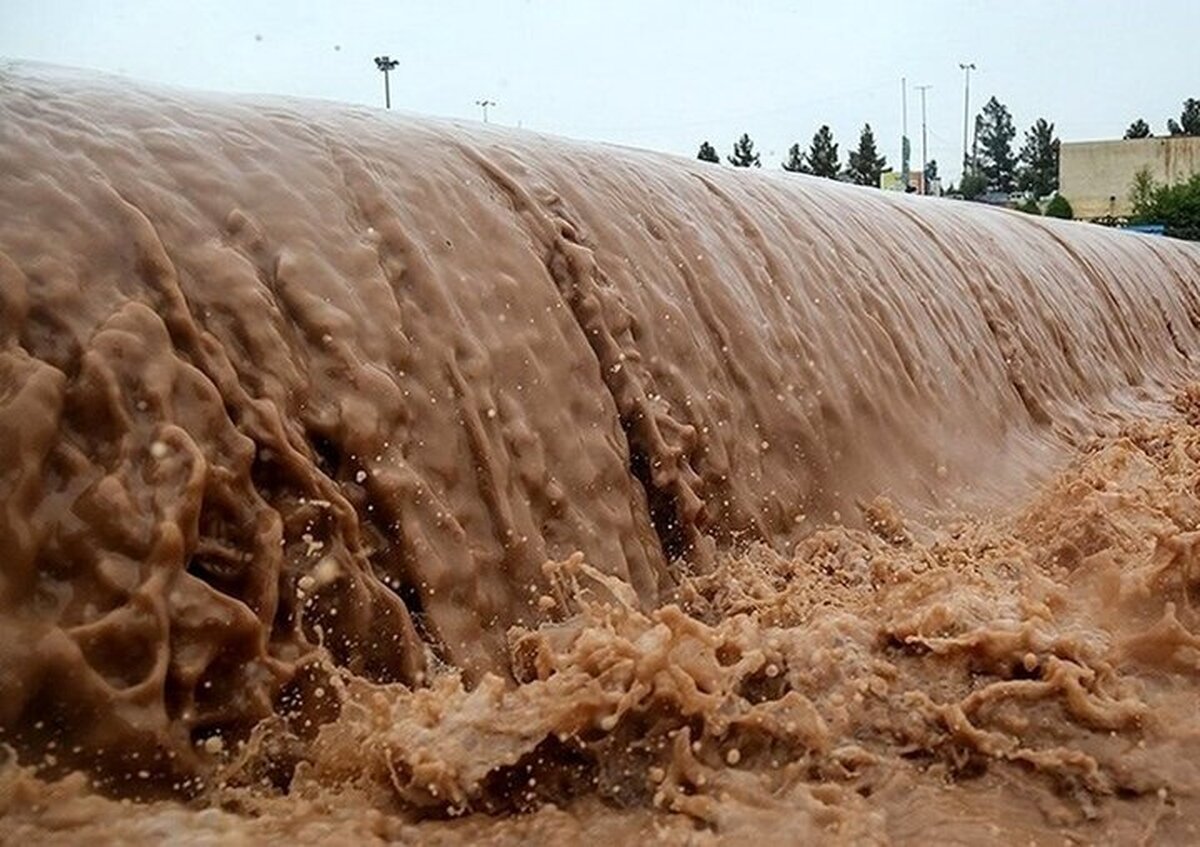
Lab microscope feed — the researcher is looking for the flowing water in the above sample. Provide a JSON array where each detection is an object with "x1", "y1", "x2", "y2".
[{"x1": 3, "y1": 64, "x2": 1200, "y2": 843}]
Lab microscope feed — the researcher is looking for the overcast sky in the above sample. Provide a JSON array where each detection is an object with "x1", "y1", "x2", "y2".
[{"x1": 2, "y1": 1, "x2": 1197, "y2": 181}]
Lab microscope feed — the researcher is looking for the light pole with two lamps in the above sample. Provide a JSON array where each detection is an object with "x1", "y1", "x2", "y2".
[{"x1": 374, "y1": 55, "x2": 399, "y2": 109}]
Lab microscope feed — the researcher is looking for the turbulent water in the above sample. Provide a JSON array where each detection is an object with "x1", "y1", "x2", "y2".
[{"x1": 3, "y1": 63, "x2": 1200, "y2": 843}]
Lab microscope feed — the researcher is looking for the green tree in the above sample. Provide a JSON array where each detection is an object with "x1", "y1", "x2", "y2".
[
  {"x1": 1018, "y1": 197, "x2": 1041, "y2": 215},
  {"x1": 728, "y1": 133, "x2": 761, "y2": 167},
  {"x1": 805, "y1": 125, "x2": 840, "y2": 178},
  {"x1": 846, "y1": 123, "x2": 886, "y2": 186},
  {"x1": 976, "y1": 96, "x2": 1018, "y2": 193},
  {"x1": 1124, "y1": 119, "x2": 1152, "y2": 139},
  {"x1": 1130, "y1": 172, "x2": 1200, "y2": 240},
  {"x1": 781, "y1": 142, "x2": 807, "y2": 172},
  {"x1": 959, "y1": 171, "x2": 988, "y2": 200},
  {"x1": 697, "y1": 141, "x2": 720, "y2": 163},
  {"x1": 1016, "y1": 118, "x2": 1060, "y2": 198},
  {"x1": 1167, "y1": 98, "x2": 1200, "y2": 136},
  {"x1": 1129, "y1": 167, "x2": 1157, "y2": 218},
  {"x1": 1044, "y1": 194, "x2": 1074, "y2": 219}
]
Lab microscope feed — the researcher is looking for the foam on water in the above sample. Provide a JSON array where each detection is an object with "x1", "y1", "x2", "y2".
[{"x1": 3, "y1": 64, "x2": 1200, "y2": 843}]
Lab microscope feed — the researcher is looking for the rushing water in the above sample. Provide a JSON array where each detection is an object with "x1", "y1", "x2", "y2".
[{"x1": 3, "y1": 63, "x2": 1200, "y2": 843}]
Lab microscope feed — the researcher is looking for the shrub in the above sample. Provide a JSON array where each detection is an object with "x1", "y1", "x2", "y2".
[
  {"x1": 959, "y1": 172, "x2": 988, "y2": 200},
  {"x1": 1045, "y1": 194, "x2": 1074, "y2": 219},
  {"x1": 1129, "y1": 172, "x2": 1200, "y2": 240}
]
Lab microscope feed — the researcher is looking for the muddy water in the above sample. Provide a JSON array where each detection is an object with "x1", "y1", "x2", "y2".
[{"x1": 3, "y1": 64, "x2": 1200, "y2": 843}]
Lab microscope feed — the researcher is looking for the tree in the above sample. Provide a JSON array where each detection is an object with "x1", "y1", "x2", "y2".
[
  {"x1": 976, "y1": 96, "x2": 1018, "y2": 193},
  {"x1": 1167, "y1": 98, "x2": 1200, "y2": 136},
  {"x1": 781, "y1": 143, "x2": 807, "y2": 172},
  {"x1": 846, "y1": 123, "x2": 886, "y2": 187},
  {"x1": 1018, "y1": 198, "x2": 1041, "y2": 215},
  {"x1": 1016, "y1": 118, "x2": 1060, "y2": 198},
  {"x1": 924, "y1": 159, "x2": 939, "y2": 181},
  {"x1": 697, "y1": 141, "x2": 720, "y2": 163},
  {"x1": 1044, "y1": 194, "x2": 1073, "y2": 219},
  {"x1": 1129, "y1": 167, "x2": 1158, "y2": 219},
  {"x1": 805, "y1": 125, "x2": 840, "y2": 178},
  {"x1": 1129, "y1": 172, "x2": 1200, "y2": 240},
  {"x1": 959, "y1": 171, "x2": 988, "y2": 200},
  {"x1": 1124, "y1": 119, "x2": 1152, "y2": 139},
  {"x1": 728, "y1": 133, "x2": 761, "y2": 167}
]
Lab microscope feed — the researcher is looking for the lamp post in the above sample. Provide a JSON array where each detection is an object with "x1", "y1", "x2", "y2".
[
  {"x1": 959, "y1": 62, "x2": 976, "y2": 177},
  {"x1": 475, "y1": 99, "x2": 496, "y2": 123},
  {"x1": 915, "y1": 85, "x2": 932, "y2": 194},
  {"x1": 901, "y1": 76, "x2": 909, "y2": 190},
  {"x1": 374, "y1": 56, "x2": 398, "y2": 109}
]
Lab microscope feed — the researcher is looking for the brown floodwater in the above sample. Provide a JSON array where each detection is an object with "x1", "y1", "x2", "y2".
[{"x1": 3, "y1": 63, "x2": 1200, "y2": 844}]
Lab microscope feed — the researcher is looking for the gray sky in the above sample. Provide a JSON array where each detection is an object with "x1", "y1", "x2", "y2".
[{"x1": 2, "y1": 1, "x2": 1197, "y2": 181}]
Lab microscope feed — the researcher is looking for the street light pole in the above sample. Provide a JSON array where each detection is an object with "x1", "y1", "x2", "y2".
[
  {"x1": 901, "y1": 76, "x2": 910, "y2": 190},
  {"x1": 915, "y1": 84, "x2": 932, "y2": 193},
  {"x1": 475, "y1": 99, "x2": 496, "y2": 123},
  {"x1": 959, "y1": 62, "x2": 975, "y2": 177},
  {"x1": 374, "y1": 56, "x2": 398, "y2": 109}
]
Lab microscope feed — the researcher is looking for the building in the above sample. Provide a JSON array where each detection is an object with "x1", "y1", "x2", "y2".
[{"x1": 1059, "y1": 135, "x2": 1200, "y2": 219}]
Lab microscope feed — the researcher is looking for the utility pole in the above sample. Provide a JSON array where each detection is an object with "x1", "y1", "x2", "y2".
[
  {"x1": 915, "y1": 84, "x2": 932, "y2": 194},
  {"x1": 374, "y1": 56, "x2": 398, "y2": 109},
  {"x1": 972, "y1": 114, "x2": 981, "y2": 176},
  {"x1": 901, "y1": 77, "x2": 910, "y2": 190},
  {"x1": 959, "y1": 62, "x2": 976, "y2": 178},
  {"x1": 475, "y1": 99, "x2": 496, "y2": 123}
]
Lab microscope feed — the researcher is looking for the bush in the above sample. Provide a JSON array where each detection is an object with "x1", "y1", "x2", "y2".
[
  {"x1": 1044, "y1": 194, "x2": 1074, "y2": 219},
  {"x1": 1129, "y1": 167, "x2": 1157, "y2": 217},
  {"x1": 1129, "y1": 172, "x2": 1200, "y2": 241},
  {"x1": 959, "y1": 172, "x2": 988, "y2": 200},
  {"x1": 1018, "y1": 198, "x2": 1041, "y2": 215}
]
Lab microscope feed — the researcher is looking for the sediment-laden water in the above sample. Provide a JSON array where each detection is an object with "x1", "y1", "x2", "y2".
[{"x1": 3, "y1": 63, "x2": 1200, "y2": 844}]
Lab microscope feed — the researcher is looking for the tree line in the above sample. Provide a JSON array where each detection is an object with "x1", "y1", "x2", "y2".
[
  {"x1": 698, "y1": 123, "x2": 889, "y2": 187},
  {"x1": 694, "y1": 96, "x2": 1200, "y2": 213},
  {"x1": 1123, "y1": 98, "x2": 1200, "y2": 139}
]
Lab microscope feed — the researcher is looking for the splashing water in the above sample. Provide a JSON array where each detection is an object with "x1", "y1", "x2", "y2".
[{"x1": 2, "y1": 64, "x2": 1200, "y2": 843}]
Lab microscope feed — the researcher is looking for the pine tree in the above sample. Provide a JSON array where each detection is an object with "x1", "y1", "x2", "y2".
[
  {"x1": 781, "y1": 143, "x2": 807, "y2": 172},
  {"x1": 805, "y1": 125, "x2": 840, "y2": 178},
  {"x1": 728, "y1": 133, "x2": 761, "y2": 167},
  {"x1": 697, "y1": 141, "x2": 720, "y2": 163},
  {"x1": 846, "y1": 123, "x2": 886, "y2": 187},
  {"x1": 1016, "y1": 118, "x2": 1060, "y2": 198},
  {"x1": 1124, "y1": 119, "x2": 1152, "y2": 139},
  {"x1": 1167, "y1": 98, "x2": 1200, "y2": 136},
  {"x1": 976, "y1": 97, "x2": 1018, "y2": 193}
]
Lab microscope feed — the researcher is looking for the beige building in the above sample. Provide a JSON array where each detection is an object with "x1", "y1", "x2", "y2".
[{"x1": 1059, "y1": 135, "x2": 1200, "y2": 219}]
